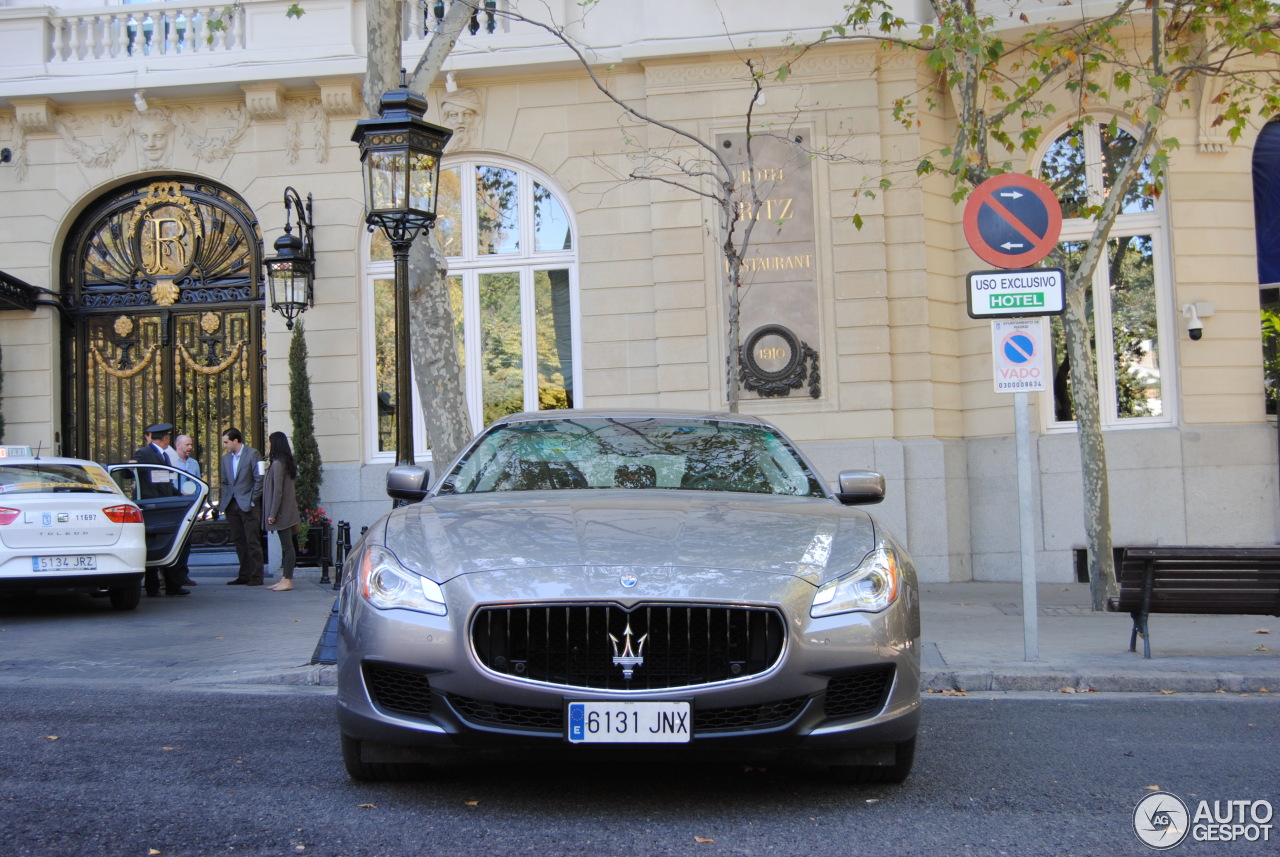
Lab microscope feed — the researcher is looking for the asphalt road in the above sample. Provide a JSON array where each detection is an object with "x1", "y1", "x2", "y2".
[{"x1": 1, "y1": 687, "x2": 1275, "y2": 857}]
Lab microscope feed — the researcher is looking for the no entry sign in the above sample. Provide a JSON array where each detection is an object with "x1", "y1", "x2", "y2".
[{"x1": 964, "y1": 174, "x2": 1063, "y2": 269}]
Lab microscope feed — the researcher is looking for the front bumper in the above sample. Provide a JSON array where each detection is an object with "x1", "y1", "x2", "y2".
[{"x1": 336, "y1": 576, "x2": 921, "y2": 764}]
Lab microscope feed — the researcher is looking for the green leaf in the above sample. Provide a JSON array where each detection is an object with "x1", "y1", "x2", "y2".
[
  {"x1": 852, "y1": 213, "x2": 864, "y2": 231},
  {"x1": 286, "y1": 3, "x2": 305, "y2": 18}
]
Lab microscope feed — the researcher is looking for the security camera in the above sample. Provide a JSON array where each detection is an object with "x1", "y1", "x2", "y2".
[{"x1": 1183, "y1": 304, "x2": 1204, "y2": 341}]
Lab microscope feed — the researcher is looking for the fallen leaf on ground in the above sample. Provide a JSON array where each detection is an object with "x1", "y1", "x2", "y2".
[
  {"x1": 1145, "y1": 785, "x2": 1161, "y2": 791},
  {"x1": 1059, "y1": 687, "x2": 1077, "y2": 694},
  {"x1": 357, "y1": 803, "x2": 376, "y2": 809},
  {"x1": 1260, "y1": 687, "x2": 1270, "y2": 693},
  {"x1": 1257, "y1": 645, "x2": 1269, "y2": 652},
  {"x1": 1253, "y1": 629, "x2": 1271, "y2": 634},
  {"x1": 1159, "y1": 690, "x2": 1176, "y2": 695},
  {"x1": 162, "y1": 746, "x2": 180, "y2": 751},
  {"x1": 465, "y1": 800, "x2": 479, "y2": 806},
  {"x1": 149, "y1": 850, "x2": 162, "y2": 856},
  {"x1": 694, "y1": 836, "x2": 715, "y2": 844}
]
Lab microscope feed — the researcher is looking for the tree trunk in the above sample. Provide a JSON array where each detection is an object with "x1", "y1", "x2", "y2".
[
  {"x1": 1062, "y1": 279, "x2": 1116, "y2": 611},
  {"x1": 408, "y1": 234, "x2": 472, "y2": 467}
]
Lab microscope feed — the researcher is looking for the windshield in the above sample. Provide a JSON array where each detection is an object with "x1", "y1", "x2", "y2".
[
  {"x1": 0, "y1": 462, "x2": 122, "y2": 495},
  {"x1": 440, "y1": 417, "x2": 827, "y2": 497}
]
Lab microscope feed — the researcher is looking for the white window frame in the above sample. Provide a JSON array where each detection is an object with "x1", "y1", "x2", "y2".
[
  {"x1": 362, "y1": 156, "x2": 581, "y2": 463},
  {"x1": 1036, "y1": 119, "x2": 1177, "y2": 432}
]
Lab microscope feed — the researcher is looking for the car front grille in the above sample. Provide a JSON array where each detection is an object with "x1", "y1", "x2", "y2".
[
  {"x1": 823, "y1": 665, "x2": 895, "y2": 719},
  {"x1": 364, "y1": 663, "x2": 434, "y2": 718},
  {"x1": 471, "y1": 604, "x2": 786, "y2": 690},
  {"x1": 447, "y1": 694, "x2": 809, "y2": 735}
]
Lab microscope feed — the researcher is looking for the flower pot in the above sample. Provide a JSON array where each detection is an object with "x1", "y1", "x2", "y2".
[{"x1": 295, "y1": 521, "x2": 331, "y2": 568}]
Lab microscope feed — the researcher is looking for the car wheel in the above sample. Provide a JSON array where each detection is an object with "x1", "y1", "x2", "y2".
[
  {"x1": 108, "y1": 580, "x2": 143, "y2": 611},
  {"x1": 341, "y1": 734, "x2": 430, "y2": 782},
  {"x1": 829, "y1": 737, "x2": 916, "y2": 785}
]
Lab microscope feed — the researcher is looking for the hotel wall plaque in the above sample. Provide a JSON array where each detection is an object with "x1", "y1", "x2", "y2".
[{"x1": 717, "y1": 131, "x2": 820, "y2": 399}]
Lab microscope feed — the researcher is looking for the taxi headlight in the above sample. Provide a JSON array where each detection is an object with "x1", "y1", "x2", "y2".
[
  {"x1": 357, "y1": 545, "x2": 446, "y2": 615},
  {"x1": 810, "y1": 547, "x2": 900, "y2": 617}
]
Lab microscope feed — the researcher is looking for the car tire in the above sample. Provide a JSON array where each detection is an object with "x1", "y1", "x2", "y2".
[
  {"x1": 341, "y1": 734, "x2": 430, "y2": 782},
  {"x1": 108, "y1": 580, "x2": 143, "y2": 611},
  {"x1": 829, "y1": 737, "x2": 916, "y2": 785}
]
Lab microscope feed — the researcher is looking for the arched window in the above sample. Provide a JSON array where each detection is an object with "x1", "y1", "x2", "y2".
[
  {"x1": 364, "y1": 158, "x2": 580, "y2": 460},
  {"x1": 1037, "y1": 122, "x2": 1173, "y2": 428}
]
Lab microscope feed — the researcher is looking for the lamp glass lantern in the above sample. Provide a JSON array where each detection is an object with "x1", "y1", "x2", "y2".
[
  {"x1": 265, "y1": 233, "x2": 314, "y2": 329},
  {"x1": 352, "y1": 80, "x2": 453, "y2": 239},
  {"x1": 263, "y1": 187, "x2": 315, "y2": 330}
]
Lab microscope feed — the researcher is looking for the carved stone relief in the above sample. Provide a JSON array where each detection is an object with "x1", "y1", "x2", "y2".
[
  {"x1": 284, "y1": 98, "x2": 330, "y2": 165},
  {"x1": 44, "y1": 103, "x2": 249, "y2": 172},
  {"x1": 0, "y1": 113, "x2": 27, "y2": 182},
  {"x1": 441, "y1": 88, "x2": 483, "y2": 151}
]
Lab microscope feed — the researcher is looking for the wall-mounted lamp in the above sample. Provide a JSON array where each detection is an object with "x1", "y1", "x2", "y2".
[
  {"x1": 133, "y1": 90, "x2": 148, "y2": 112},
  {"x1": 1182, "y1": 301, "x2": 1214, "y2": 341},
  {"x1": 263, "y1": 187, "x2": 315, "y2": 330}
]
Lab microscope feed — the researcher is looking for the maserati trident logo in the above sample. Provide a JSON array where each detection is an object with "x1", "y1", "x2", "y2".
[
  {"x1": 620, "y1": 572, "x2": 638, "y2": 588},
  {"x1": 609, "y1": 621, "x2": 648, "y2": 679}
]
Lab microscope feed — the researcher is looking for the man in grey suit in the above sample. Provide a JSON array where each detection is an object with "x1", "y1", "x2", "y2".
[{"x1": 218, "y1": 426, "x2": 265, "y2": 586}]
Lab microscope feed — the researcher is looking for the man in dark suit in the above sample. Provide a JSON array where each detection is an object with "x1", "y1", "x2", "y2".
[
  {"x1": 133, "y1": 422, "x2": 186, "y2": 596},
  {"x1": 133, "y1": 422, "x2": 177, "y2": 499},
  {"x1": 218, "y1": 426, "x2": 265, "y2": 586}
]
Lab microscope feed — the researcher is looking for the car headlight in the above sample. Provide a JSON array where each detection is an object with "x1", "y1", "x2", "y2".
[
  {"x1": 357, "y1": 545, "x2": 447, "y2": 616},
  {"x1": 810, "y1": 547, "x2": 900, "y2": 617}
]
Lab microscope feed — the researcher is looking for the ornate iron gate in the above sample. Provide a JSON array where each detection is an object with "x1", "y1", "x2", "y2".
[{"x1": 61, "y1": 178, "x2": 265, "y2": 548}]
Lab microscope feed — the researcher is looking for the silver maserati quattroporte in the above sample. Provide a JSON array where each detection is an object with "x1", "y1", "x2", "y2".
[{"x1": 336, "y1": 411, "x2": 920, "y2": 782}]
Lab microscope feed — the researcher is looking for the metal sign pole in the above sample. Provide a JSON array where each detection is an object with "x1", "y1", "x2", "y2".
[
  {"x1": 966, "y1": 174, "x2": 1063, "y2": 664},
  {"x1": 1014, "y1": 390, "x2": 1039, "y2": 661}
]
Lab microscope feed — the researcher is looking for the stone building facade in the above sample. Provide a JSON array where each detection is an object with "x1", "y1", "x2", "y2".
[{"x1": 0, "y1": 0, "x2": 1275, "y2": 581}]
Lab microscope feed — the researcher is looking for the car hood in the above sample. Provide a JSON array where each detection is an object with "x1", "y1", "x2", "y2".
[{"x1": 380, "y1": 490, "x2": 879, "y2": 586}]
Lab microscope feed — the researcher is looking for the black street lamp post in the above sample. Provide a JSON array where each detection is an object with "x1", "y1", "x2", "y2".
[
  {"x1": 263, "y1": 187, "x2": 316, "y2": 330},
  {"x1": 352, "y1": 71, "x2": 453, "y2": 466}
]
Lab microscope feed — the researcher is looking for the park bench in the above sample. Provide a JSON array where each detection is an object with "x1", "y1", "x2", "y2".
[{"x1": 1107, "y1": 546, "x2": 1280, "y2": 658}]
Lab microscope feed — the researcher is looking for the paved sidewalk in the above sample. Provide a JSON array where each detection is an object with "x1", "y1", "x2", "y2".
[
  {"x1": 0, "y1": 562, "x2": 339, "y2": 687},
  {"x1": 3, "y1": 565, "x2": 1276, "y2": 694},
  {"x1": 919, "y1": 582, "x2": 1279, "y2": 693}
]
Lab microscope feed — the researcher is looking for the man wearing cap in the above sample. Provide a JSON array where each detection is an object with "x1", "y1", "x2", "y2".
[
  {"x1": 134, "y1": 423, "x2": 178, "y2": 499},
  {"x1": 133, "y1": 423, "x2": 188, "y2": 596}
]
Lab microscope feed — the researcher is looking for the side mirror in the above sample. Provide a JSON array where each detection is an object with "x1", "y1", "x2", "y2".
[
  {"x1": 834, "y1": 470, "x2": 885, "y2": 506},
  {"x1": 386, "y1": 464, "x2": 432, "y2": 504}
]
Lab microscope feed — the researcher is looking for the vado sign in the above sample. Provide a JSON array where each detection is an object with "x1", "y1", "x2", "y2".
[
  {"x1": 968, "y1": 267, "x2": 1065, "y2": 318},
  {"x1": 992, "y1": 317, "x2": 1050, "y2": 394}
]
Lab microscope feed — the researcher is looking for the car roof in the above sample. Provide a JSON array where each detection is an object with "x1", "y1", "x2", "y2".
[
  {"x1": 0, "y1": 455, "x2": 111, "y2": 468},
  {"x1": 488, "y1": 409, "x2": 773, "y2": 428}
]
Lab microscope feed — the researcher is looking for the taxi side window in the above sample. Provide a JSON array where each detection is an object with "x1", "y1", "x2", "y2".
[{"x1": 112, "y1": 470, "x2": 139, "y2": 501}]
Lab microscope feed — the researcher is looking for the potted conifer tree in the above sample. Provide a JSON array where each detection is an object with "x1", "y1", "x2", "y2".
[{"x1": 289, "y1": 321, "x2": 328, "y2": 564}]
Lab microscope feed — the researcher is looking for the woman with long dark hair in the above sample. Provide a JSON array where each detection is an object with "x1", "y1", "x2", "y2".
[{"x1": 263, "y1": 431, "x2": 301, "y2": 591}]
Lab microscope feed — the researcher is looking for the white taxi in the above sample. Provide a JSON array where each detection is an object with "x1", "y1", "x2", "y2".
[{"x1": 0, "y1": 446, "x2": 148, "y2": 609}]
